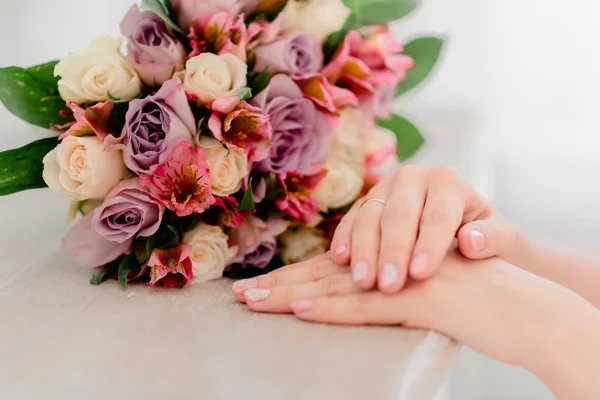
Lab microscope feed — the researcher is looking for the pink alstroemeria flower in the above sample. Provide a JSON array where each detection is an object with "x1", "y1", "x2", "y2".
[
  {"x1": 188, "y1": 12, "x2": 253, "y2": 61},
  {"x1": 148, "y1": 244, "x2": 194, "y2": 288},
  {"x1": 139, "y1": 141, "x2": 215, "y2": 217},
  {"x1": 208, "y1": 96, "x2": 272, "y2": 162},
  {"x1": 293, "y1": 73, "x2": 358, "y2": 113},
  {"x1": 275, "y1": 167, "x2": 327, "y2": 224},
  {"x1": 57, "y1": 101, "x2": 114, "y2": 141},
  {"x1": 212, "y1": 196, "x2": 244, "y2": 228}
]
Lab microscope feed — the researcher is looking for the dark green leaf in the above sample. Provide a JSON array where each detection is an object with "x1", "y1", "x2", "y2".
[
  {"x1": 155, "y1": 224, "x2": 180, "y2": 249},
  {"x1": 395, "y1": 36, "x2": 445, "y2": 97},
  {"x1": 139, "y1": 0, "x2": 184, "y2": 34},
  {"x1": 377, "y1": 114, "x2": 425, "y2": 160},
  {"x1": 108, "y1": 102, "x2": 130, "y2": 133},
  {"x1": 343, "y1": 0, "x2": 419, "y2": 28},
  {"x1": 247, "y1": 67, "x2": 270, "y2": 95},
  {"x1": 145, "y1": 235, "x2": 156, "y2": 261},
  {"x1": 239, "y1": 179, "x2": 255, "y2": 213},
  {"x1": 322, "y1": 23, "x2": 350, "y2": 64},
  {"x1": 0, "y1": 61, "x2": 68, "y2": 128},
  {"x1": 237, "y1": 87, "x2": 252, "y2": 100},
  {"x1": 0, "y1": 137, "x2": 59, "y2": 196},
  {"x1": 117, "y1": 253, "x2": 140, "y2": 291},
  {"x1": 90, "y1": 270, "x2": 108, "y2": 286}
]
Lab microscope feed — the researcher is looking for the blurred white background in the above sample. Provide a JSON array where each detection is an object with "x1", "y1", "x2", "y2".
[{"x1": 1, "y1": 0, "x2": 599, "y2": 398}]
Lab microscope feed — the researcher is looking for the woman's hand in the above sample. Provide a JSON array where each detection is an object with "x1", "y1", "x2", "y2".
[
  {"x1": 233, "y1": 252, "x2": 600, "y2": 399},
  {"x1": 331, "y1": 165, "x2": 517, "y2": 293}
]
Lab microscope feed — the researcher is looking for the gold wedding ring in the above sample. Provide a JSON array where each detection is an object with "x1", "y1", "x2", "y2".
[{"x1": 360, "y1": 197, "x2": 387, "y2": 208}]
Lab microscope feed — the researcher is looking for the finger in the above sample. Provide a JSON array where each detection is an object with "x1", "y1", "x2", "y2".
[
  {"x1": 457, "y1": 217, "x2": 517, "y2": 260},
  {"x1": 410, "y1": 168, "x2": 465, "y2": 280},
  {"x1": 290, "y1": 289, "x2": 426, "y2": 327},
  {"x1": 351, "y1": 180, "x2": 392, "y2": 290},
  {"x1": 330, "y1": 199, "x2": 362, "y2": 266},
  {"x1": 232, "y1": 256, "x2": 345, "y2": 296},
  {"x1": 377, "y1": 165, "x2": 427, "y2": 293},
  {"x1": 244, "y1": 273, "x2": 357, "y2": 313}
]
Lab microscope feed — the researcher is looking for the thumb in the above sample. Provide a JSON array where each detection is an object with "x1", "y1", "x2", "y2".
[{"x1": 457, "y1": 218, "x2": 516, "y2": 260}]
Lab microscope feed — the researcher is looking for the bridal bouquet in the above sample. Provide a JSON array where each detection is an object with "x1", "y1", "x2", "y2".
[{"x1": 0, "y1": 0, "x2": 443, "y2": 289}]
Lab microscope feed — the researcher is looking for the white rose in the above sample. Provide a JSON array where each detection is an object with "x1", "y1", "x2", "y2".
[
  {"x1": 179, "y1": 53, "x2": 247, "y2": 104},
  {"x1": 364, "y1": 127, "x2": 400, "y2": 179},
  {"x1": 329, "y1": 107, "x2": 368, "y2": 174},
  {"x1": 54, "y1": 36, "x2": 141, "y2": 104},
  {"x1": 198, "y1": 137, "x2": 248, "y2": 196},
  {"x1": 283, "y1": 0, "x2": 351, "y2": 42},
  {"x1": 280, "y1": 227, "x2": 329, "y2": 265},
  {"x1": 42, "y1": 135, "x2": 127, "y2": 201},
  {"x1": 313, "y1": 157, "x2": 363, "y2": 211},
  {"x1": 182, "y1": 222, "x2": 238, "y2": 283}
]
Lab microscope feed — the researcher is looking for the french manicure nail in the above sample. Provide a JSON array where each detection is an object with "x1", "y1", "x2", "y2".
[
  {"x1": 410, "y1": 253, "x2": 429, "y2": 277},
  {"x1": 381, "y1": 263, "x2": 398, "y2": 287},
  {"x1": 334, "y1": 244, "x2": 347, "y2": 257},
  {"x1": 353, "y1": 261, "x2": 369, "y2": 282},
  {"x1": 290, "y1": 299, "x2": 313, "y2": 313},
  {"x1": 232, "y1": 278, "x2": 258, "y2": 294},
  {"x1": 469, "y1": 229, "x2": 486, "y2": 253},
  {"x1": 244, "y1": 288, "x2": 270, "y2": 302}
]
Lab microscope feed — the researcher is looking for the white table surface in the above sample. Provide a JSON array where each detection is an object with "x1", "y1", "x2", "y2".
[{"x1": 0, "y1": 190, "x2": 458, "y2": 400}]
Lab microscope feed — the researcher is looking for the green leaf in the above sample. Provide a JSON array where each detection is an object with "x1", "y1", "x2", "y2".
[
  {"x1": 247, "y1": 67, "x2": 270, "y2": 95},
  {"x1": 239, "y1": 179, "x2": 255, "y2": 213},
  {"x1": 0, "y1": 61, "x2": 68, "y2": 128},
  {"x1": 396, "y1": 36, "x2": 445, "y2": 97},
  {"x1": 322, "y1": 22, "x2": 351, "y2": 64},
  {"x1": 139, "y1": 0, "x2": 184, "y2": 34},
  {"x1": 0, "y1": 137, "x2": 59, "y2": 196},
  {"x1": 155, "y1": 224, "x2": 180, "y2": 250},
  {"x1": 117, "y1": 254, "x2": 140, "y2": 291},
  {"x1": 106, "y1": 90, "x2": 128, "y2": 103},
  {"x1": 377, "y1": 114, "x2": 425, "y2": 160},
  {"x1": 90, "y1": 270, "x2": 108, "y2": 286},
  {"x1": 237, "y1": 87, "x2": 252, "y2": 100},
  {"x1": 343, "y1": 0, "x2": 419, "y2": 29}
]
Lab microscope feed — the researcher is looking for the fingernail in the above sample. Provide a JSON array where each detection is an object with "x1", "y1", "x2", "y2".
[
  {"x1": 410, "y1": 253, "x2": 429, "y2": 277},
  {"x1": 244, "y1": 288, "x2": 270, "y2": 302},
  {"x1": 380, "y1": 263, "x2": 398, "y2": 287},
  {"x1": 290, "y1": 299, "x2": 313, "y2": 313},
  {"x1": 352, "y1": 261, "x2": 369, "y2": 282},
  {"x1": 469, "y1": 229, "x2": 486, "y2": 253},
  {"x1": 334, "y1": 244, "x2": 347, "y2": 257},
  {"x1": 232, "y1": 278, "x2": 258, "y2": 294}
]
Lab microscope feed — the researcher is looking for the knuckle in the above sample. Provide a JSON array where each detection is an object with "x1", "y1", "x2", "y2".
[
  {"x1": 381, "y1": 202, "x2": 417, "y2": 224},
  {"x1": 309, "y1": 259, "x2": 333, "y2": 281},
  {"x1": 350, "y1": 295, "x2": 373, "y2": 324},
  {"x1": 321, "y1": 274, "x2": 345, "y2": 296},
  {"x1": 433, "y1": 165, "x2": 460, "y2": 180},
  {"x1": 399, "y1": 164, "x2": 423, "y2": 176},
  {"x1": 421, "y1": 208, "x2": 453, "y2": 226}
]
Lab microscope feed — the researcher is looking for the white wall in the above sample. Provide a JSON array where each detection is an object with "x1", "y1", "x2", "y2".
[{"x1": 1, "y1": 0, "x2": 599, "y2": 398}]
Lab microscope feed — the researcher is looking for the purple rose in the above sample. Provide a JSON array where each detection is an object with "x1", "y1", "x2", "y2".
[
  {"x1": 253, "y1": 33, "x2": 323, "y2": 76},
  {"x1": 112, "y1": 78, "x2": 195, "y2": 174},
  {"x1": 229, "y1": 216, "x2": 288, "y2": 268},
  {"x1": 120, "y1": 6, "x2": 187, "y2": 86},
  {"x1": 250, "y1": 74, "x2": 333, "y2": 174},
  {"x1": 63, "y1": 179, "x2": 165, "y2": 268}
]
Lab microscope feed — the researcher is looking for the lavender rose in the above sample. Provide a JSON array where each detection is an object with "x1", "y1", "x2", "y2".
[
  {"x1": 110, "y1": 78, "x2": 195, "y2": 174},
  {"x1": 120, "y1": 6, "x2": 187, "y2": 86},
  {"x1": 250, "y1": 74, "x2": 333, "y2": 174},
  {"x1": 253, "y1": 33, "x2": 323, "y2": 76},
  {"x1": 63, "y1": 179, "x2": 165, "y2": 268},
  {"x1": 229, "y1": 216, "x2": 289, "y2": 268}
]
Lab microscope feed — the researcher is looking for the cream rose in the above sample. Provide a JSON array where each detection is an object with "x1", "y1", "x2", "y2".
[
  {"x1": 42, "y1": 135, "x2": 127, "y2": 201},
  {"x1": 54, "y1": 36, "x2": 141, "y2": 104},
  {"x1": 179, "y1": 53, "x2": 247, "y2": 104},
  {"x1": 197, "y1": 137, "x2": 248, "y2": 196},
  {"x1": 280, "y1": 227, "x2": 329, "y2": 265},
  {"x1": 364, "y1": 126, "x2": 400, "y2": 179},
  {"x1": 182, "y1": 222, "x2": 238, "y2": 283},
  {"x1": 283, "y1": 0, "x2": 351, "y2": 42},
  {"x1": 313, "y1": 157, "x2": 363, "y2": 211},
  {"x1": 329, "y1": 107, "x2": 368, "y2": 174}
]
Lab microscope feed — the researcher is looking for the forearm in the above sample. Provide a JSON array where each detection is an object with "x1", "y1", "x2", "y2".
[
  {"x1": 504, "y1": 234, "x2": 600, "y2": 309},
  {"x1": 525, "y1": 299, "x2": 600, "y2": 399}
]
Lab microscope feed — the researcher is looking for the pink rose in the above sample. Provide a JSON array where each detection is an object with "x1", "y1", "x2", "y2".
[
  {"x1": 139, "y1": 141, "x2": 215, "y2": 217},
  {"x1": 275, "y1": 167, "x2": 326, "y2": 224},
  {"x1": 172, "y1": 0, "x2": 242, "y2": 31},
  {"x1": 208, "y1": 96, "x2": 272, "y2": 162},
  {"x1": 120, "y1": 6, "x2": 187, "y2": 86},
  {"x1": 148, "y1": 245, "x2": 194, "y2": 287}
]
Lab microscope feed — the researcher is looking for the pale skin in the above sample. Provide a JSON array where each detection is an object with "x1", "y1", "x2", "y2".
[{"x1": 232, "y1": 165, "x2": 600, "y2": 399}]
